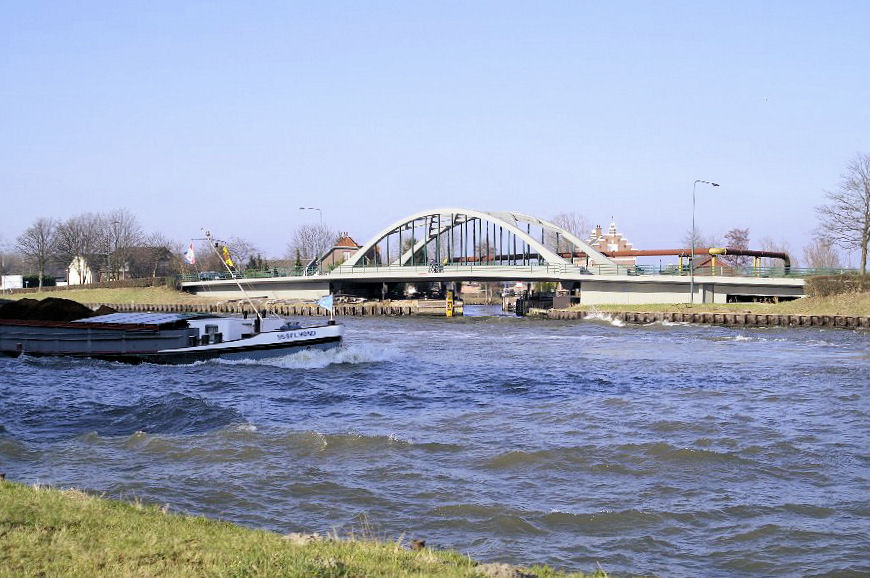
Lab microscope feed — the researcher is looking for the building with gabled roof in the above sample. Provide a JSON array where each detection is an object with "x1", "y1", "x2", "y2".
[
  {"x1": 321, "y1": 233, "x2": 366, "y2": 268},
  {"x1": 587, "y1": 221, "x2": 637, "y2": 267}
]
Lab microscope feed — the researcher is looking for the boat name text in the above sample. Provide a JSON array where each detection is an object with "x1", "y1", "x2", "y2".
[{"x1": 277, "y1": 330, "x2": 317, "y2": 340}]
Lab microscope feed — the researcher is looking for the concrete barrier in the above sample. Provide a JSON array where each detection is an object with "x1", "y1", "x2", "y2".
[
  {"x1": 79, "y1": 301, "x2": 869, "y2": 328},
  {"x1": 539, "y1": 308, "x2": 869, "y2": 329},
  {"x1": 84, "y1": 301, "x2": 430, "y2": 318}
]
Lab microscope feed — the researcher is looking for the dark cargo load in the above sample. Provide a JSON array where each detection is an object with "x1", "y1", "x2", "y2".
[{"x1": 0, "y1": 297, "x2": 114, "y2": 322}]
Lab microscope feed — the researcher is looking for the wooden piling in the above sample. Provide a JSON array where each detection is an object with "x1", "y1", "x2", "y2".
[
  {"x1": 79, "y1": 300, "x2": 869, "y2": 328},
  {"x1": 544, "y1": 309, "x2": 869, "y2": 329}
]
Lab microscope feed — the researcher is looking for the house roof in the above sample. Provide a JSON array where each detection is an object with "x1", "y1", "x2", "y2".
[
  {"x1": 333, "y1": 233, "x2": 360, "y2": 249},
  {"x1": 588, "y1": 221, "x2": 634, "y2": 250}
]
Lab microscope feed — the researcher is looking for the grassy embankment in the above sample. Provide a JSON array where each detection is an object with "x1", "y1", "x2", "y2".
[
  {"x1": 572, "y1": 292, "x2": 870, "y2": 316},
  {"x1": 5, "y1": 286, "x2": 870, "y2": 316},
  {"x1": 2, "y1": 286, "x2": 222, "y2": 305},
  {"x1": 0, "y1": 480, "x2": 600, "y2": 578}
]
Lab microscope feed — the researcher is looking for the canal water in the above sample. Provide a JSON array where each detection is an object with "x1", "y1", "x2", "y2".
[{"x1": 1, "y1": 308, "x2": 868, "y2": 576}]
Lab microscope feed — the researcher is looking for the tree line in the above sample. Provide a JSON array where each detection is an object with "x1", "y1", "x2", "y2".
[
  {"x1": 1, "y1": 208, "x2": 344, "y2": 289},
  {"x1": 683, "y1": 153, "x2": 869, "y2": 276},
  {"x1": 3, "y1": 153, "x2": 868, "y2": 287},
  {"x1": 5, "y1": 209, "x2": 183, "y2": 289}
]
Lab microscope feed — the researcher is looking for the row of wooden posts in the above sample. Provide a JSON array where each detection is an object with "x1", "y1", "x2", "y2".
[
  {"x1": 85, "y1": 301, "x2": 870, "y2": 328},
  {"x1": 86, "y1": 302, "x2": 419, "y2": 317},
  {"x1": 546, "y1": 309, "x2": 870, "y2": 328}
]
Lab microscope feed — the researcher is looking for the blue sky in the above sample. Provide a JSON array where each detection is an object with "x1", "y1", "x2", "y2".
[{"x1": 2, "y1": 1, "x2": 868, "y2": 262}]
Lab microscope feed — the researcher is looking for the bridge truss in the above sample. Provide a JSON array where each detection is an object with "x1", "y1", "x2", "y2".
[{"x1": 341, "y1": 208, "x2": 616, "y2": 271}]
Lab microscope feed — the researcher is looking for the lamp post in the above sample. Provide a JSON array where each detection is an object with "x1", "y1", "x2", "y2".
[
  {"x1": 690, "y1": 179, "x2": 719, "y2": 304},
  {"x1": 299, "y1": 207, "x2": 323, "y2": 273},
  {"x1": 112, "y1": 220, "x2": 120, "y2": 280},
  {"x1": 299, "y1": 207, "x2": 322, "y2": 226}
]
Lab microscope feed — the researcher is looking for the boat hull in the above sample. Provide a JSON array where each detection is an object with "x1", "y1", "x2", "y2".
[
  {"x1": 0, "y1": 319, "x2": 344, "y2": 365},
  {"x1": 145, "y1": 325, "x2": 343, "y2": 364}
]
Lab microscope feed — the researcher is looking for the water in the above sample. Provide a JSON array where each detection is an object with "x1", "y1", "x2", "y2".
[{"x1": 1, "y1": 308, "x2": 868, "y2": 576}]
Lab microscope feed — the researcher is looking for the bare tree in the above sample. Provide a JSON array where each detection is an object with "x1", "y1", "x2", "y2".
[
  {"x1": 165, "y1": 238, "x2": 188, "y2": 275},
  {"x1": 474, "y1": 240, "x2": 497, "y2": 262},
  {"x1": 127, "y1": 231, "x2": 179, "y2": 278},
  {"x1": 225, "y1": 236, "x2": 258, "y2": 271},
  {"x1": 54, "y1": 212, "x2": 106, "y2": 271},
  {"x1": 195, "y1": 240, "x2": 226, "y2": 272},
  {"x1": 397, "y1": 234, "x2": 427, "y2": 265},
  {"x1": 803, "y1": 237, "x2": 842, "y2": 269},
  {"x1": 758, "y1": 236, "x2": 798, "y2": 268},
  {"x1": 54, "y1": 210, "x2": 146, "y2": 280},
  {"x1": 548, "y1": 211, "x2": 591, "y2": 254},
  {"x1": 16, "y1": 218, "x2": 58, "y2": 289},
  {"x1": 816, "y1": 153, "x2": 870, "y2": 280},
  {"x1": 682, "y1": 228, "x2": 721, "y2": 250},
  {"x1": 103, "y1": 208, "x2": 144, "y2": 280},
  {"x1": 0, "y1": 235, "x2": 21, "y2": 275},
  {"x1": 723, "y1": 227, "x2": 751, "y2": 267},
  {"x1": 287, "y1": 223, "x2": 336, "y2": 263},
  {"x1": 550, "y1": 212, "x2": 591, "y2": 239},
  {"x1": 3, "y1": 253, "x2": 24, "y2": 277}
]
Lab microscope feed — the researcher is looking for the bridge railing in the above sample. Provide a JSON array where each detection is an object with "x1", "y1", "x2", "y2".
[
  {"x1": 179, "y1": 263, "x2": 858, "y2": 283},
  {"x1": 179, "y1": 267, "x2": 310, "y2": 283},
  {"x1": 619, "y1": 265, "x2": 857, "y2": 278},
  {"x1": 330, "y1": 262, "x2": 591, "y2": 277}
]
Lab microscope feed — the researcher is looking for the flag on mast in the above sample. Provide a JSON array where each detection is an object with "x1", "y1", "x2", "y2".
[
  {"x1": 183, "y1": 244, "x2": 196, "y2": 265},
  {"x1": 221, "y1": 246, "x2": 234, "y2": 267},
  {"x1": 316, "y1": 295, "x2": 334, "y2": 312}
]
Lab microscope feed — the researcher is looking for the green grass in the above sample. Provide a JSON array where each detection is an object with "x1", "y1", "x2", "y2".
[
  {"x1": 0, "y1": 480, "x2": 604, "y2": 577},
  {"x1": 571, "y1": 293, "x2": 870, "y2": 316},
  {"x1": 3, "y1": 286, "x2": 221, "y2": 305}
]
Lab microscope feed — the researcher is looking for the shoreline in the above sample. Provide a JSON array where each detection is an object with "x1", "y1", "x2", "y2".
[
  {"x1": 0, "y1": 478, "x2": 597, "y2": 577},
  {"x1": 4, "y1": 286, "x2": 869, "y2": 329},
  {"x1": 76, "y1": 300, "x2": 870, "y2": 329},
  {"x1": 542, "y1": 308, "x2": 870, "y2": 329}
]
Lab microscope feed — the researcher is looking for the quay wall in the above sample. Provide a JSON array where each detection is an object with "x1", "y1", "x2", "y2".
[
  {"x1": 83, "y1": 301, "x2": 453, "y2": 317},
  {"x1": 545, "y1": 309, "x2": 870, "y2": 329},
  {"x1": 80, "y1": 301, "x2": 869, "y2": 328}
]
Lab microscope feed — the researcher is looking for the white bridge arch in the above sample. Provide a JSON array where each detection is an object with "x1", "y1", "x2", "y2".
[{"x1": 341, "y1": 208, "x2": 614, "y2": 269}]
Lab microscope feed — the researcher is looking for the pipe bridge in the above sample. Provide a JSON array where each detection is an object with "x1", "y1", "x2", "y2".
[{"x1": 182, "y1": 208, "x2": 806, "y2": 304}]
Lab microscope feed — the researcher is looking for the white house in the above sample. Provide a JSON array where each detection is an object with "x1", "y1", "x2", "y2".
[{"x1": 68, "y1": 256, "x2": 96, "y2": 285}]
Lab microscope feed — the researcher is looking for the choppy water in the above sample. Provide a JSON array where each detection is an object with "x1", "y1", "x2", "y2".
[{"x1": 1, "y1": 307, "x2": 868, "y2": 576}]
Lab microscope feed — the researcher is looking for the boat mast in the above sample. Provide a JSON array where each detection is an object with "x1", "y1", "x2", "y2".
[{"x1": 202, "y1": 229, "x2": 263, "y2": 322}]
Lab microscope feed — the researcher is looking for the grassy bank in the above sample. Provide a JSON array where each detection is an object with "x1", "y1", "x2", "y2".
[
  {"x1": 0, "y1": 480, "x2": 600, "y2": 578},
  {"x1": 6, "y1": 286, "x2": 869, "y2": 317},
  {"x1": 2, "y1": 286, "x2": 221, "y2": 305},
  {"x1": 572, "y1": 293, "x2": 870, "y2": 316}
]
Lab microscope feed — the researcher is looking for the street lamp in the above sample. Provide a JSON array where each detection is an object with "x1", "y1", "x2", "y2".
[
  {"x1": 299, "y1": 207, "x2": 324, "y2": 273},
  {"x1": 299, "y1": 207, "x2": 322, "y2": 226},
  {"x1": 690, "y1": 179, "x2": 719, "y2": 305},
  {"x1": 112, "y1": 220, "x2": 120, "y2": 280}
]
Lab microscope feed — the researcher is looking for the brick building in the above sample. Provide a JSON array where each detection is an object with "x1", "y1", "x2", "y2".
[{"x1": 587, "y1": 221, "x2": 637, "y2": 267}]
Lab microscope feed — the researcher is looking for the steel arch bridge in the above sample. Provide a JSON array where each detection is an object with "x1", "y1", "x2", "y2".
[
  {"x1": 180, "y1": 208, "x2": 807, "y2": 304},
  {"x1": 341, "y1": 208, "x2": 616, "y2": 272}
]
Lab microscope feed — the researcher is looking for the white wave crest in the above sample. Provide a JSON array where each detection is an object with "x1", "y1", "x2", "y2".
[
  {"x1": 214, "y1": 343, "x2": 400, "y2": 369},
  {"x1": 584, "y1": 312, "x2": 625, "y2": 327},
  {"x1": 388, "y1": 432, "x2": 413, "y2": 444},
  {"x1": 709, "y1": 334, "x2": 760, "y2": 343},
  {"x1": 659, "y1": 320, "x2": 690, "y2": 327},
  {"x1": 231, "y1": 424, "x2": 258, "y2": 433}
]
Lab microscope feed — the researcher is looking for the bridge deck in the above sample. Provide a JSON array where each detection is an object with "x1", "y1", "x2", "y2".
[{"x1": 181, "y1": 264, "x2": 805, "y2": 305}]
